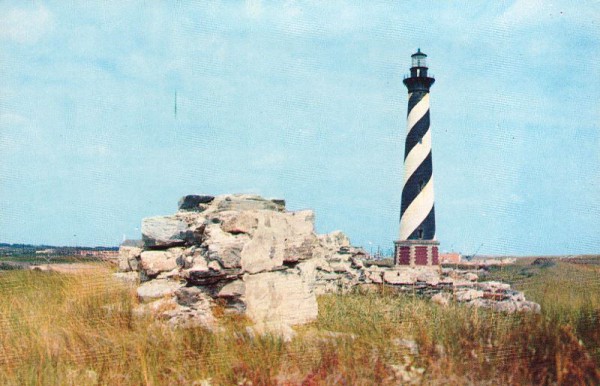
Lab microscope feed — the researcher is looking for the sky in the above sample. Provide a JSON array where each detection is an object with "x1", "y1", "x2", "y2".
[{"x1": 1, "y1": 1, "x2": 599, "y2": 256}]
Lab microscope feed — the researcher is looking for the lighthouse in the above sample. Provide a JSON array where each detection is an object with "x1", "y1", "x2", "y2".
[{"x1": 394, "y1": 49, "x2": 439, "y2": 266}]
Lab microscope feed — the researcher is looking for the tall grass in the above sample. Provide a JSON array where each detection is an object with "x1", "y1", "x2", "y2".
[
  {"x1": 486, "y1": 260, "x2": 600, "y2": 364},
  {"x1": 0, "y1": 264, "x2": 598, "y2": 385}
]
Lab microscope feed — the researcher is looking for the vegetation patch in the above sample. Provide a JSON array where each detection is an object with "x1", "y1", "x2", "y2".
[{"x1": 0, "y1": 264, "x2": 598, "y2": 385}]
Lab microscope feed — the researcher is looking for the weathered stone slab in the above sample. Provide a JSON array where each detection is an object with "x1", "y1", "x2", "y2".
[
  {"x1": 217, "y1": 280, "x2": 245, "y2": 298},
  {"x1": 431, "y1": 292, "x2": 451, "y2": 307},
  {"x1": 117, "y1": 245, "x2": 142, "y2": 272},
  {"x1": 215, "y1": 194, "x2": 285, "y2": 212},
  {"x1": 139, "y1": 248, "x2": 183, "y2": 276},
  {"x1": 318, "y1": 230, "x2": 351, "y2": 254},
  {"x1": 182, "y1": 266, "x2": 238, "y2": 286},
  {"x1": 329, "y1": 261, "x2": 352, "y2": 273},
  {"x1": 174, "y1": 286, "x2": 206, "y2": 307},
  {"x1": 221, "y1": 212, "x2": 259, "y2": 235},
  {"x1": 367, "y1": 270, "x2": 383, "y2": 284},
  {"x1": 142, "y1": 216, "x2": 191, "y2": 248},
  {"x1": 242, "y1": 270, "x2": 318, "y2": 328},
  {"x1": 217, "y1": 210, "x2": 317, "y2": 274},
  {"x1": 478, "y1": 281, "x2": 511, "y2": 291},
  {"x1": 455, "y1": 289, "x2": 484, "y2": 302},
  {"x1": 515, "y1": 300, "x2": 541, "y2": 313},
  {"x1": 178, "y1": 195, "x2": 215, "y2": 211},
  {"x1": 383, "y1": 269, "x2": 417, "y2": 285},
  {"x1": 417, "y1": 270, "x2": 441, "y2": 286},
  {"x1": 137, "y1": 279, "x2": 184, "y2": 302}
]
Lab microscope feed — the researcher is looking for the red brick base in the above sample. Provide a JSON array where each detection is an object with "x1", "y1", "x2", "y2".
[
  {"x1": 394, "y1": 240, "x2": 440, "y2": 266},
  {"x1": 399, "y1": 246, "x2": 410, "y2": 265}
]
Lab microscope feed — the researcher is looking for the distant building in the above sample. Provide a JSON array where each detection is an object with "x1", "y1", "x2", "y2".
[
  {"x1": 36, "y1": 248, "x2": 57, "y2": 254},
  {"x1": 77, "y1": 250, "x2": 119, "y2": 259},
  {"x1": 440, "y1": 252, "x2": 462, "y2": 264}
]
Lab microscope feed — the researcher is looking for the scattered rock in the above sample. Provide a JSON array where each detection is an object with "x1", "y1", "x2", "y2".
[
  {"x1": 431, "y1": 292, "x2": 451, "y2": 307},
  {"x1": 215, "y1": 194, "x2": 285, "y2": 212},
  {"x1": 174, "y1": 286, "x2": 205, "y2": 306},
  {"x1": 389, "y1": 357, "x2": 425, "y2": 385},
  {"x1": 117, "y1": 245, "x2": 142, "y2": 272},
  {"x1": 392, "y1": 338, "x2": 419, "y2": 355},
  {"x1": 417, "y1": 270, "x2": 441, "y2": 286},
  {"x1": 478, "y1": 281, "x2": 511, "y2": 291},
  {"x1": 329, "y1": 260, "x2": 352, "y2": 273},
  {"x1": 142, "y1": 216, "x2": 193, "y2": 248},
  {"x1": 208, "y1": 260, "x2": 221, "y2": 271},
  {"x1": 455, "y1": 289, "x2": 484, "y2": 302},
  {"x1": 220, "y1": 211, "x2": 259, "y2": 235},
  {"x1": 367, "y1": 270, "x2": 383, "y2": 284},
  {"x1": 178, "y1": 195, "x2": 215, "y2": 211},
  {"x1": 139, "y1": 249, "x2": 183, "y2": 277},
  {"x1": 490, "y1": 300, "x2": 517, "y2": 313},
  {"x1": 517, "y1": 301, "x2": 541, "y2": 313},
  {"x1": 156, "y1": 268, "x2": 182, "y2": 280},
  {"x1": 531, "y1": 257, "x2": 556, "y2": 268},
  {"x1": 136, "y1": 279, "x2": 184, "y2": 302},
  {"x1": 217, "y1": 280, "x2": 245, "y2": 298},
  {"x1": 383, "y1": 269, "x2": 417, "y2": 285}
]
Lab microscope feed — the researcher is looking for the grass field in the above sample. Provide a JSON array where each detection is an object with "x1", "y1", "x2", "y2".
[
  {"x1": 483, "y1": 257, "x2": 600, "y2": 366},
  {"x1": 0, "y1": 259, "x2": 598, "y2": 385}
]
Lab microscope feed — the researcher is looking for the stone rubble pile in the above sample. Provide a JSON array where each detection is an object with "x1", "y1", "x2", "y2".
[
  {"x1": 117, "y1": 194, "x2": 366, "y2": 338},
  {"x1": 366, "y1": 266, "x2": 540, "y2": 313},
  {"x1": 116, "y1": 194, "x2": 540, "y2": 338}
]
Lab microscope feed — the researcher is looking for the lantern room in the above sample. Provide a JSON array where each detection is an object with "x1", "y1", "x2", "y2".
[
  {"x1": 411, "y1": 48, "x2": 427, "y2": 68},
  {"x1": 409, "y1": 49, "x2": 430, "y2": 78}
]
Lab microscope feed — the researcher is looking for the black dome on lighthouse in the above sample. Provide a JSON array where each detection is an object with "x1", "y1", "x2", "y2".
[{"x1": 411, "y1": 48, "x2": 427, "y2": 57}]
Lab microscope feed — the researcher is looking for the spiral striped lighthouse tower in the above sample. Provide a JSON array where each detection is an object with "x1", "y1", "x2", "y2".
[{"x1": 394, "y1": 49, "x2": 439, "y2": 266}]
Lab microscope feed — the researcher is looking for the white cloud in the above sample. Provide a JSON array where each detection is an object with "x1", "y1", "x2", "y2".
[
  {"x1": 499, "y1": 0, "x2": 553, "y2": 25},
  {"x1": 250, "y1": 151, "x2": 288, "y2": 169},
  {"x1": 263, "y1": 1, "x2": 373, "y2": 37},
  {"x1": 0, "y1": 5, "x2": 53, "y2": 44},
  {"x1": 245, "y1": 0, "x2": 263, "y2": 19},
  {"x1": 0, "y1": 112, "x2": 29, "y2": 126}
]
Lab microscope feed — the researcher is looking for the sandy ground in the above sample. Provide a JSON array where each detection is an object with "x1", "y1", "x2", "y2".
[{"x1": 29, "y1": 262, "x2": 112, "y2": 274}]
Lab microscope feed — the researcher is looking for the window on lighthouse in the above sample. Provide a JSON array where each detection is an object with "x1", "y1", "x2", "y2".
[
  {"x1": 417, "y1": 229, "x2": 424, "y2": 239},
  {"x1": 418, "y1": 180, "x2": 425, "y2": 192},
  {"x1": 412, "y1": 54, "x2": 427, "y2": 67}
]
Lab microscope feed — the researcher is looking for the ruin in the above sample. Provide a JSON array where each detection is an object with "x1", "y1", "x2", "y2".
[{"x1": 116, "y1": 194, "x2": 540, "y2": 340}]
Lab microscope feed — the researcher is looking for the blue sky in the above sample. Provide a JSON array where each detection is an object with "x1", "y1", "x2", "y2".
[{"x1": 1, "y1": 1, "x2": 599, "y2": 255}]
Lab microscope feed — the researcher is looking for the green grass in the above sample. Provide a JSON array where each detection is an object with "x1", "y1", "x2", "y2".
[{"x1": 0, "y1": 262, "x2": 598, "y2": 385}]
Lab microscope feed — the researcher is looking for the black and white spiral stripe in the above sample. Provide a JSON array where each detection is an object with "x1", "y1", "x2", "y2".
[{"x1": 399, "y1": 90, "x2": 436, "y2": 240}]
